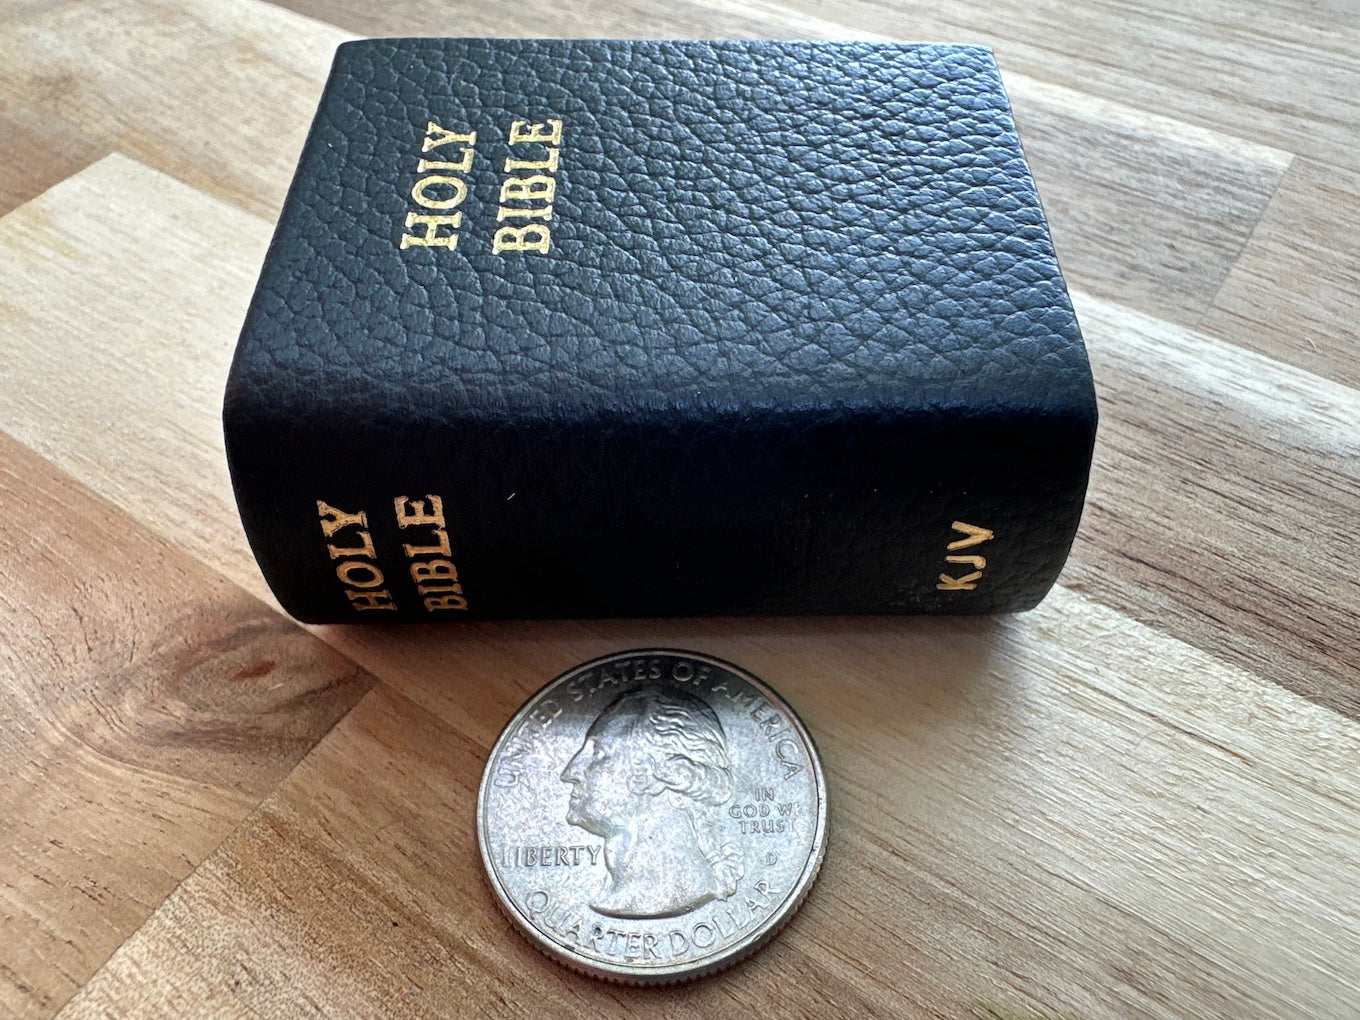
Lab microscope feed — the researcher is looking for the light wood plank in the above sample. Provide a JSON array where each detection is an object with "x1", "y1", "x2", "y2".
[
  {"x1": 0, "y1": 433, "x2": 373, "y2": 1019},
  {"x1": 273, "y1": 0, "x2": 782, "y2": 40},
  {"x1": 1004, "y1": 75, "x2": 1291, "y2": 327},
  {"x1": 62, "y1": 591, "x2": 1360, "y2": 1018},
  {"x1": 0, "y1": 0, "x2": 348, "y2": 219},
  {"x1": 0, "y1": 153, "x2": 274, "y2": 604},
  {"x1": 6, "y1": 154, "x2": 1354, "y2": 726},
  {"x1": 282, "y1": 0, "x2": 1296, "y2": 328},
  {"x1": 55, "y1": 678, "x2": 891, "y2": 1018},
  {"x1": 1199, "y1": 157, "x2": 1360, "y2": 389},
  {"x1": 0, "y1": 3, "x2": 1356, "y2": 1015}
]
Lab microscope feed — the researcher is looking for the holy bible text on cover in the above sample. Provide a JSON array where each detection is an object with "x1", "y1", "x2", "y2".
[{"x1": 223, "y1": 38, "x2": 1098, "y2": 622}]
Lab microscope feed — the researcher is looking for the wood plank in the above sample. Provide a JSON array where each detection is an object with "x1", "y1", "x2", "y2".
[
  {"x1": 0, "y1": 100, "x2": 105, "y2": 217},
  {"x1": 55, "y1": 678, "x2": 887, "y2": 1018},
  {"x1": 1004, "y1": 75, "x2": 1290, "y2": 327},
  {"x1": 0, "y1": 1, "x2": 1355, "y2": 1016},
  {"x1": 9, "y1": 154, "x2": 1356, "y2": 1014},
  {"x1": 0, "y1": 152, "x2": 274, "y2": 603},
  {"x1": 62, "y1": 591, "x2": 1360, "y2": 1017},
  {"x1": 0, "y1": 433, "x2": 374, "y2": 1019},
  {"x1": 1067, "y1": 292, "x2": 1360, "y2": 718},
  {"x1": 272, "y1": 0, "x2": 781, "y2": 39},
  {"x1": 0, "y1": 0, "x2": 348, "y2": 219},
  {"x1": 1199, "y1": 157, "x2": 1360, "y2": 389}
]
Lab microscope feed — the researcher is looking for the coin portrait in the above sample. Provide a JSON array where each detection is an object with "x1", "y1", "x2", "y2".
[
  {"x1": 559, "y1": 687, "x2": 744, "y2": 919},
  {"x1": 478, "y1": 650, "x2": 827, "y2": 983}
]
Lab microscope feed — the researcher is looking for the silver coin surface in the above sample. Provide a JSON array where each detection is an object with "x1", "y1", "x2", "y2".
[{"x1": 477, "y1": 649, "x2": 828, "y2": 983}]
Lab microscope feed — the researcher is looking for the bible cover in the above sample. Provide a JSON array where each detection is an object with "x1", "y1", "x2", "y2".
[{"x1": 224, "y1": 38, "x2": 1098, "y2": 623}]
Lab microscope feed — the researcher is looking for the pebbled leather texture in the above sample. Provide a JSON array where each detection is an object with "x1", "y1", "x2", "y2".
[{"x1": 223, "y1": 39, "x2": 1098, "y2": 622}]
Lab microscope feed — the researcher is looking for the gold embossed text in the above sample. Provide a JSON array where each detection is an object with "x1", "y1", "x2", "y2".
[
  {"x1": 316, "y1": 500, "x2": 397, "y2": 612},
  {"x1": 400, "y1": 122, "x2": 477, "y2": 250},
  {"x1": 493, "y1": 118, "x2": 562, "y2": 254},
  {"x1": 936, "y1": 520, "x2": 994, "y2": 591}
]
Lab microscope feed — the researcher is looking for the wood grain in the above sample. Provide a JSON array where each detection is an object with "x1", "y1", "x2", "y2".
[
  {"x1": 0, "y1": 434, "x2": 373, "y2": 1018},
  {"x1": 1068, "y1": 293, "x2": 1360, "y2": 719},
  {"x1": 6, "y1": 153, "x2": 1353, "y2": 728},
  {"x1": 274, "y1": 0, "x2": 1299, "y2": 329},
  {"x1": 683, "y1": 0, "x2": 1360, "y2": 171},
  {"x1": 60, "y1": 596, "x2": 1360, "y2": 1018},
  {"x1": 1, "y1": 0, "x2": 1358, "y2": 1016},
  {"x1": 0, "y1": 0, "x2": 1295, "y2": 334},
  {"x1": 0, "y1": 0, "x2": 345, "y2": 219},
  {"x1": 0, "y1": 154, "x2": 274, "y2": 602},
  {"x1": 0, "y1": 100, "x2": 105, "y2": 217},
  {"x1": 1005, "y1": 76, "x2": 1291, "y2": 328},
  {"x1": 1199, "y1": 157, "x2": 1360, "y2": 388},
  {"x1": 271, "y1": 0, "x2": 788, "y2": 43}
]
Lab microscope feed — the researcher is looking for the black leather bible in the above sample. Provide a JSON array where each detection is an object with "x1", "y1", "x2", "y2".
[{"x1": 224, "y1": 38, "x2": 1098, "y2": 623}]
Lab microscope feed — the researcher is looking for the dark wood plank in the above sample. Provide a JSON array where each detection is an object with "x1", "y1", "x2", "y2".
[
  {"x1": 0, "y1": 100, "x2": 105, "y2": 216},
  {"x1": 0, "y1": 433, "x2": 374, "y2": 1018}
]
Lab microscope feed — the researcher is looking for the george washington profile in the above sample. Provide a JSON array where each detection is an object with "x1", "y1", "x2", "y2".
[{"x1": 559, "y1": 687, "x2": 744, "y2": 919}]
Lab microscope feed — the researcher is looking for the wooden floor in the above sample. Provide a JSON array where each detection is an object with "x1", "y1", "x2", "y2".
[{"x1": 2, "y1": 1, "x2": 1357, "y2": 1017}]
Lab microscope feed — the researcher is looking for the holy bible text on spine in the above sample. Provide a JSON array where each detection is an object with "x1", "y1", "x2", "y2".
[{"x1": 223, "y1": 38, "x2": 1098, "y2": 622}]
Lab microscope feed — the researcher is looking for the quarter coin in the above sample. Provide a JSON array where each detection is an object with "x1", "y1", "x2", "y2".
[{"x1": 477, "y1": 649, "x2": 828, "y2": 983}]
